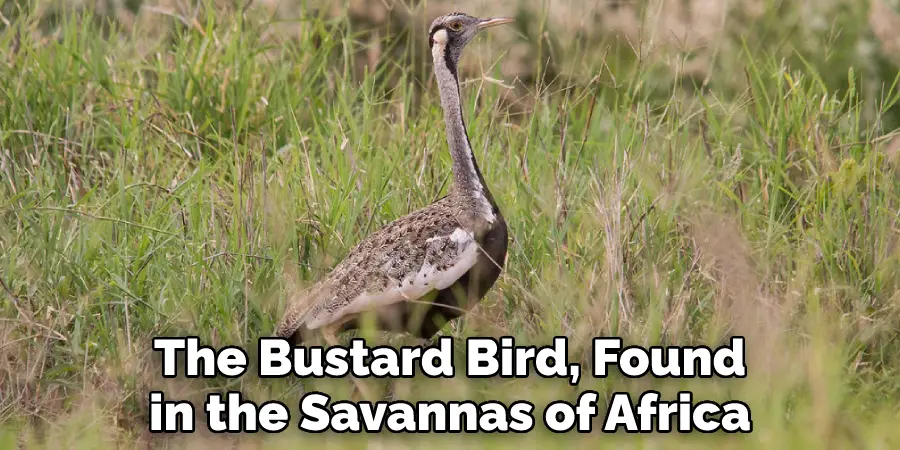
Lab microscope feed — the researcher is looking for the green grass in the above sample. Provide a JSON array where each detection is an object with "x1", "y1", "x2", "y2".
[{"x1": 2, "y1": 0, "x2": 900, "y2": 448}]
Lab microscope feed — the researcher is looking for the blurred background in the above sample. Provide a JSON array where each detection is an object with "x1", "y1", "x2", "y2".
[{"x1": 5, "y1": 0, "x2": 900, "y2": 128}]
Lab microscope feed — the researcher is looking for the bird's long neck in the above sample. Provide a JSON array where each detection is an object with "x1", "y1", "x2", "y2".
[{"x1": 431, "y1": 38, "x2": 497, "y2": 222}]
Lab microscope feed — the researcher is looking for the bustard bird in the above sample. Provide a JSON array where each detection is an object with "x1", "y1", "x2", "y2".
[{"x1": 276, "y1": 12, "x2": 511, "y2": 345}]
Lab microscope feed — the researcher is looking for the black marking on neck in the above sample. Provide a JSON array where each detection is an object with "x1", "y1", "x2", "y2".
[
  {"x1": 430, "y1": 25, "x2": 498, "y2": 208},
  {"x1": 429, "y1": 25, "x2": 459, "y2": 80},
  {"x1": 445, "y1": 50, "x2": 474, "y2": 169},
  {"x1": 428, "y1": 25, "x2": 447, "y2": 50},
  {"x1": 443, "y1": 48, "x2": 458, "y2": 81},
  {"x1": 428, "y1": 26, "x2": 440, "y2": 48},
  {"x1": 450, "y1": 59, "x2": 495, "y2": 206}
]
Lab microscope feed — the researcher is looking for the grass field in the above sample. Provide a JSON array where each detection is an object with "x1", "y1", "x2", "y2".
[{"x1": 2, "y1": 0, "x2": 900, "y2": 448}]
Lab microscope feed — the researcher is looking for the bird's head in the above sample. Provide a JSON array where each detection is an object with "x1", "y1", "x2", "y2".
[{"x1": 428, "y1": 13, "x2": 513, "y2": 66}]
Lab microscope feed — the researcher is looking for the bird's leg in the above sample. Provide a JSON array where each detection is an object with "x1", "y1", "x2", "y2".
[
  {"x1": 321, "y1": 325, "x2": 379, "y2": 402},
  {"x1": 407, "y1": 289, "x2": 439, "y2": 337}
]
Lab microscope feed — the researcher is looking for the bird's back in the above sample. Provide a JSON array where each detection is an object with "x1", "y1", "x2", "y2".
[{"x1": 276, "y1": 194, "x2": 506, "y2": 342}]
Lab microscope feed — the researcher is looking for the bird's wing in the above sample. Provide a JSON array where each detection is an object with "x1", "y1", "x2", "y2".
[{"x1": 304, "y1": 227, "x2": 479, "y2": 330}]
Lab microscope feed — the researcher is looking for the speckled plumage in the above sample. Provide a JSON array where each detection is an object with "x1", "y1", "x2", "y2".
[
  {"x1": 276, "y1": 193, "x2": 504, "y2": 339},
  {"x1": 275, "y1": 12, "x2": 511, "y2": 342}
]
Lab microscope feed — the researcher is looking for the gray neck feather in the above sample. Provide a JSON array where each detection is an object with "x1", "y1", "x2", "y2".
[{"x1": 432, "y1": 40, "x2": 496, "y2": 218}]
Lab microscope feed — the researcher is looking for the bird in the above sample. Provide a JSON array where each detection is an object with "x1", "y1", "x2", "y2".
[{"x1": 276, "y1": 12, "x2": 512, "y2": 348}]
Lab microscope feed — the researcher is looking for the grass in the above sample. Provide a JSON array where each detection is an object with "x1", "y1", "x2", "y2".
[{"x1": 2, "y1": 0, "x2": 900, "y2": 448}]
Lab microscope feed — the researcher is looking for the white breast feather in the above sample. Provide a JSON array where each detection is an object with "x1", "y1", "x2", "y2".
[{"x1": 306, "y1": 228, "x2": 479, "y2": 329}]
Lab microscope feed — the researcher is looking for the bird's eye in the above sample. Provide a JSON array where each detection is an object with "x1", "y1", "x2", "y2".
[{"x1": 448, "y1": 21, "x2": 463, "y2": 31}]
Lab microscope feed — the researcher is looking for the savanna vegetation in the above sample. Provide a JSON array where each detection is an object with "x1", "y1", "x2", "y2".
[{"x1": 2, "y1": 0, "x2": 900, "y2": 448}]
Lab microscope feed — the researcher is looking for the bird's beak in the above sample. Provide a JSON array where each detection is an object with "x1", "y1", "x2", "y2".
[{"x1": 477, "y1": 17, "x2": 514, "y2": 30}]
